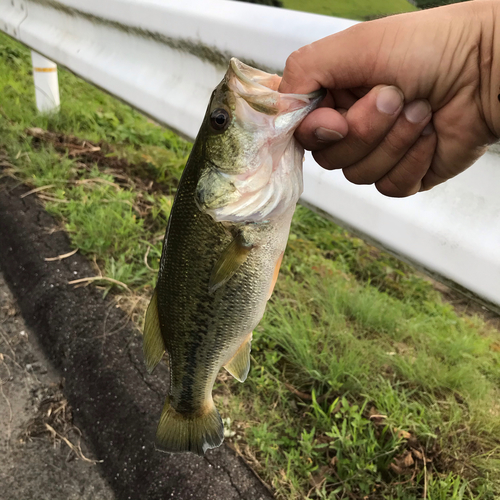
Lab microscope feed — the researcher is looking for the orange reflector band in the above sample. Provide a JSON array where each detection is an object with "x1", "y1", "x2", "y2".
[{"x1": 33, "y1": 67, "x2": 57, "y2": 72}]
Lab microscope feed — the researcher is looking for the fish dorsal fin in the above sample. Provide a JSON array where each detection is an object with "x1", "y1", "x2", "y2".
[
  {"x1": 209, "y1": 233, "x2": 253, "y2": 293},
  {"x1": 143, "y1": 288, "x2": 165, "y2": 374},
  {"x1": 224, "y1": 334, "x2": 252, "y2": 382}
]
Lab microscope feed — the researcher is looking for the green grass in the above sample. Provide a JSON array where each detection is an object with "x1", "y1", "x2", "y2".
[
  {"x1": 1, "y1": 33, "x2": 500, "y2": 499},
  {"x1": 282, "y1": 0, "x2": 417, "y2": 21},
  {"x1": 0, "y1": 38, "x2": 189, "y2": 294}
]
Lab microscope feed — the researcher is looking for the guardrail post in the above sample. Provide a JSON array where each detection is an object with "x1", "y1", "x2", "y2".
[{"x1": 31, "y1": 51, "x2": 60, "y2": 113}]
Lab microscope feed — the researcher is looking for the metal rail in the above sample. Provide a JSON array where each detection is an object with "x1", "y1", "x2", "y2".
[{"x1": 1, "y1": 0, "x2": 499, "y2": 309}]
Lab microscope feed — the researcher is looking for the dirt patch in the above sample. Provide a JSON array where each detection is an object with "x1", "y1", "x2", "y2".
[
  {"x1": 0, "y1": 177, "x2": 272, "y2": 500},
  {"x1": 430, "y1": 278, "x2": 500, "y2": 331},
  {"x1": 0, "y1": 271, "x2": 113, "y2": 500},
  {"x1": 25, "y1": 127, "x2": 179, "y2": 195}
]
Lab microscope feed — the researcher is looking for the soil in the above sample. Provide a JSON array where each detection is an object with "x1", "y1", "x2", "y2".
[
  {"x1": 25, "y1": 127, "x2": 179, "y2": 195},
  {"x1": 0, "y1": 178, "x2": 272, "y2": 500},
  {"x1": 430, "y1": 279, "x2": 500, "y2": 331}
]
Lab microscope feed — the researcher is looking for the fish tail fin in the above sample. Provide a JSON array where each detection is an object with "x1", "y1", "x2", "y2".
[{"x1": 155, "y1": 397, "x2": 224, "y2": 456}]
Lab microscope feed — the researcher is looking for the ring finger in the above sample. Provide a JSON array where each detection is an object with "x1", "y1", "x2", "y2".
[
  {"x1": 312, "y1": 85, "x2": 405, "y2": 170},
  {"x1": 342, "y1": 99, "x2": 432, "y2": 185}
]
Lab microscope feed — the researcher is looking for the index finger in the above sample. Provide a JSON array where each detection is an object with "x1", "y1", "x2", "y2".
[{"x1": 278, "y1": 24, "x2": 379, "y2": 94}]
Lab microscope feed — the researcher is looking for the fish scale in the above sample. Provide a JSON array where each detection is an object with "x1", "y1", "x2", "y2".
[{"x1": 158, "y1": 136, "x2": 269, "y2": 416}]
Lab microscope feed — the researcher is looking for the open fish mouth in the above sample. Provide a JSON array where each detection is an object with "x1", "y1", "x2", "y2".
[
  {"x1": 227, "y1": 57, "x2": 326, "y2": 117},
  {"x1": 229, "y1": 58, "x2": 326, "y2": 107}
]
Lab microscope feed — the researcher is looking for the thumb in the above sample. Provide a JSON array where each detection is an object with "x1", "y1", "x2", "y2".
[{"x1": 278, "y1": 23, "x2": 390, "y2": 95}]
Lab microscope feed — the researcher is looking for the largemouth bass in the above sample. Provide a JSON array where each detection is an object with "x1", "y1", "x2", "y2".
[{"x1": 143, "y1": 58, "x2": 324, "y2": 455}]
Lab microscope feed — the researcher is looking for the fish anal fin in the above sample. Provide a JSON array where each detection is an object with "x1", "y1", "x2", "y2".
[
  {"x1": 224, "y1": 333, "x2": 252, "y2": 383},
  {"x1": 143, "y1": 289, "x2": 165, "y2": 374},
  {"x1": 209, "y1": 234, "x2": 253, "y2": 293},
  {"x1": 155, "y1": 397, "x2": 224, "y2": 456},
  {"x1": 267, "y1": 251, "x2": 284, "y2": 300}
]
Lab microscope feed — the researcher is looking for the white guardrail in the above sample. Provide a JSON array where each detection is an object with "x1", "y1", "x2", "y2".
[{"x1": 1, "y1": 0, "x2": 500, "y2": 310}]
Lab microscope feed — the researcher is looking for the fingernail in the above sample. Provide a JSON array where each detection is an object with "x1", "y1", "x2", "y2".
[
  {"x1": 421, "y1": 121, "x2": 434, "y2": 136},
  {"x1": 314, "y1": 127, "x2": 344, "y2": 142},
  {"x1": 376, "y1": 86, "x2": 404, "y2": 115},
  {"x1": 404, "y1": 100, "x2": 431, "y2": 124}
]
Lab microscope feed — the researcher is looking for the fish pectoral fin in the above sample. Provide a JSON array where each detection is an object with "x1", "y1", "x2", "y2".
[
  {"x1": 209, "y1": 233, "x2": 254, "y2": 293},
  {"x1": 143, "y1": 288, "x2": 165, "y2": 374},
  {"x1": 224, "y1": 334, "x2": 252, "y2": 383},
  {"x1": 156, "y1": 396, "x2": 224, "y2": 456}
]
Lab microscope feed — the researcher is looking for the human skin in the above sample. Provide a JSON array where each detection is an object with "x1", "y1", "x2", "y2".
[{"x1": 278, "y1": 0, "x2": 500, "y2": 197}]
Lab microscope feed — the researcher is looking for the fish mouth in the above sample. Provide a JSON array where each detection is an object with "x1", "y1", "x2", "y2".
[{"x1": 228, "y1": 58, "x2": 325, "y2": 115}]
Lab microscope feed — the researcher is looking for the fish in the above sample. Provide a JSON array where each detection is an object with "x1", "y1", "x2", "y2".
[{"x1": 143, "y1": 58, "x2": 324, "y2": 456}]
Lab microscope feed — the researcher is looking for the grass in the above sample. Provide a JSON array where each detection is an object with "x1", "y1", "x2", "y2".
[
  {"x1": 281, "y1": 0, "x2": 417, "y2": 21},
  {"x1": 0, "y1": 38, "x2": 189, "y2": 294},
  {"x1": 1, "y1": 32, "x2": 500, "y2": 499}
]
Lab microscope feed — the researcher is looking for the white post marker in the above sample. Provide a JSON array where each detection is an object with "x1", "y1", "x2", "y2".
[{"x1": 31, "y1": 51, "x2": 60, "y2": 112}]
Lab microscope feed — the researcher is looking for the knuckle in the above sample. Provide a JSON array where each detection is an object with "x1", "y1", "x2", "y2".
[
  {"x1": 376, "y1": 177, "x2": 414, "y2": 198},
  {"x1": 386, "y1": 166, "x2": 417, "y2": 193},
  {"x1": 421, "y1": 166, "x2": 449, "y2": 191},
  {"x1": 343, "y1": 166, "x2": 371, "y2": 185},
  {"x1": 403, "y1": 143, "x2": 429, "y2": 167},
  {"x1": 284, "y1": 47, "x2": 311, "y2": 81},
  {"x1": 376, "y1": 143, "x2": 434, "y2": 197},
  {"x1": 348, "y1": 120, "x2": 378, "y2": 149},
  {"x1": 313, "y1": 149, "x2": 339, "y2": 170},
  {"x1": 378, "y1": 132, "x2": 408, "y2": 162},
  {"x1": 419, "y1": 178, "x2": 434, "y2": 192},
  {"x1": 284, "y1": 51, "x2": 301, "y2": 74}
]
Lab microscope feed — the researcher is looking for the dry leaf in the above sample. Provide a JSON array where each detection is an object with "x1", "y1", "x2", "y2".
[
  {"x1": 402, "y1": 451, "x2": 414, "y2": 467},
  {"x1": 390, "y1": 462, "x2": 404, "y2": 475},
  {"x1": 395, "y1": 428, "x2": 411, "y2": 440}
]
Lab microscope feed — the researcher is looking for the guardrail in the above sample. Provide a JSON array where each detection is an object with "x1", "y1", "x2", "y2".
[{"x1": 1, "y1": 0, "x2": 499, "y2": 310}]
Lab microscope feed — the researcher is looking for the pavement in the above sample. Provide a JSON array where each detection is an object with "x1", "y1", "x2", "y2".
[{"x1": 0, "y1": 269, "x2": 115, "y2": 500}]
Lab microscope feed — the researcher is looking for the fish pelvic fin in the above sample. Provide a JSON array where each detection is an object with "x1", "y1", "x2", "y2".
[
  {"x1": 224, "y1": 333, "x2": 252, "y2": 383},
  {"x1": 155, "y1": 397, "x2": 224, "y2": 456},
  {"x1": 268, "y1": 251, "x2": 284, "y2": 300},
  {"x1": 209, "y1": 233, "x2": 254, "y2": 293},
  {"x1": 143, "y1": 289, "x2": 165, "y2": 374}
]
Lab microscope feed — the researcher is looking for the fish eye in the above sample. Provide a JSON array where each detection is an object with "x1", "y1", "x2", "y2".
[{"x1": 210, "y1": 108, "x2": 230, "y2": 132}]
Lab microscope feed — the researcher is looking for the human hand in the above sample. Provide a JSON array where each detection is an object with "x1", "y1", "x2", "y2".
[{"x1": 279, "y1": 1, "x2": 500, "y2": 197}]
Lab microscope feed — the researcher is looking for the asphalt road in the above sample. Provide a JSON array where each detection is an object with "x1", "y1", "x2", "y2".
[{"x1": 0, "y1": 269, "x2": 115, "y2": 500}]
